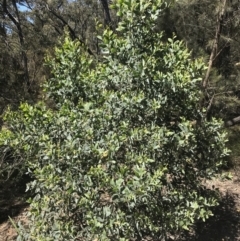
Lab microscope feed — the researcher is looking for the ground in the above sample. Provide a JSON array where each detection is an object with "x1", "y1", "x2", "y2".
[
  {"x1": 181, "y1": 176, "x2": 240, "y2": 241},
  {"x1": 0, "y1": 176, "x2": 29, "y2": 241},
  {"x1": 0, "y1": 174, "x2": 240, "y2": 241}
]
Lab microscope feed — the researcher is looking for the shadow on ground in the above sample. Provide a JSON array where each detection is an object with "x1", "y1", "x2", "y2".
[
  {"x1": 0, "y1": 175, "x2": 30, "y2": 225},
  {"x1": 180, "y1": 192, "x2": 240, "y2": 241}
]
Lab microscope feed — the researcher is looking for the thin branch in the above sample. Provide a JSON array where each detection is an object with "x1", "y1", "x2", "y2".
[
  {"x1": 206, "y1": 94, "x2": 215, "y2": 114},
  {"x1": 202, "y1": 0, "x2": 227, "y2": 89},
  {"x1": 46, "y1": 3, "x2": 95, "y2": 57}
]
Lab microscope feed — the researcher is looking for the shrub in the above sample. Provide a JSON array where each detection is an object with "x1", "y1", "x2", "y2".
[{"x1": 0, "y1": 0, "x2": 229, "y2": 240}]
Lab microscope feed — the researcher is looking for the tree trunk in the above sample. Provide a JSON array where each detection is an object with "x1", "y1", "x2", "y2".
[
  {"x1": 100, "y1": 0, "x2": 112, "y2": 28},
  {"x1": 2, "y1": 0, "x2": 30, "y2": 89}
]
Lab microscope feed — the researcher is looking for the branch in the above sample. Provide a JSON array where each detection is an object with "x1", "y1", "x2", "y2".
[
  {"x1": 206, "y1": 94, "x2": 215, "y2": 114},
  {"x1": 2, "y1": 0, "x2": 19, "y2": 26},
  {"x1": 46, "y1": 3, "x2": 95, "y2": 56},
  {"x1": 205, "y1": 89, "x2": 238, "y2": 116},
  {"x1": 202, "y1": 0, "x2": 227, "y2": 89},
  {"x1": 225, "y1": 116, "x2": 240, "y2": 127},
  {"x1": 24, "y1": 0, "x2": 33, "y2": 11}
]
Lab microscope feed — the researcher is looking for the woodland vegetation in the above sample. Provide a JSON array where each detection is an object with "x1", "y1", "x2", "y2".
[{"x1": 0, "y1": 0, "x2": 240, "y2": 240}]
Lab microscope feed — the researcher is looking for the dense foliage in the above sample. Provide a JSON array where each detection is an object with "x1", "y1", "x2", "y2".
[
  {"x1": 1, "y1": 0, "x2": 240, "y2": 124},
  {"x1": 0, "y1": 0, "x2": 229, "y2": 240}
]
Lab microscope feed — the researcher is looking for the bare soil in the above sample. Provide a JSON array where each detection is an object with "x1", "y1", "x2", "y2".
[
  {"x1": 0, "y1": 174, "x2": 240, "y2": 241},
  {"x1": 179, "y1": 176, "x2": 240, "y2": 241}
]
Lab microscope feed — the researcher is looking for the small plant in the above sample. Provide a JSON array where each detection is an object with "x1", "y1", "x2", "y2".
[{"x1": 1, "y1": 0, "x2": 229, "y2": 240}]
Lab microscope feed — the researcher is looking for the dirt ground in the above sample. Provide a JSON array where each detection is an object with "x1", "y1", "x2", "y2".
[
  {"x1": 180, "y1": 175, "x2": 240, "y2": 241},
  {"x1": 0, "y1": 174, "x2": 240, "y2": 241}
]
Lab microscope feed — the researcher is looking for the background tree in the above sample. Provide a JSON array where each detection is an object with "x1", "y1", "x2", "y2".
[
  {"x1": 2, "y1": 0, "x2": 30, "y2": 88},
  {"x1": 0, "y1": 0, "x2": 113, "y2": 117},
  {"x1": 167, "y1": 0, "x2": 240, "y2": 125}
]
